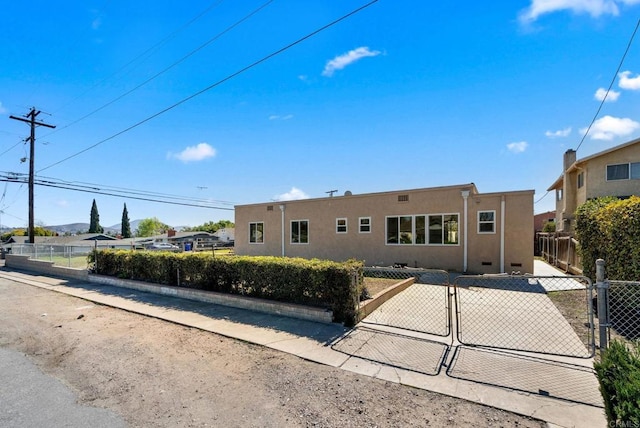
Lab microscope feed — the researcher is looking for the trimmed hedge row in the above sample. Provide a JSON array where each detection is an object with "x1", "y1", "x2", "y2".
[
  {"x1": 575, "y1": 196, "x2": 640, "y2": 281},
  {"x1": 90, "y1": 250, "x2": 364, "y2": 325},
  {"x1": 594, "y1": 340, "x2": 640, "y2": 426}
]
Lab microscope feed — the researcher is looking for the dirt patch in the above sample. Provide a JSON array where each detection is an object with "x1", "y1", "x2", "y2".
[
  {"x1": 362, "y1": 277, "x2": 399, "y2": 297},
  {"x1": 0, "y1": 279, "x2": 544, "y2": 427}
]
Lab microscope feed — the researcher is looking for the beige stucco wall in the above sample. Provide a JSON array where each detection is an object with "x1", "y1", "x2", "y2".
[
  {"x1": 235, "y1": 185, "x2": 534, "y2": 274},
  {"x1": 583, "y1": 144, "x2": 640, "y2": 199}
]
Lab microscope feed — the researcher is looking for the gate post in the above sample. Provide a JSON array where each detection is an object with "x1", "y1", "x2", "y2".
[{"x1": 596, "y1": 259, "x2": 609, "y2": 351}]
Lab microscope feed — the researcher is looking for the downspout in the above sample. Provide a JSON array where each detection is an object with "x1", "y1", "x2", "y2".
[
  {"x1": 461, "y1": 190, "x2": 470, "y2": 273},
  {"x1": 279, "y1": 204, "x2": 285, "y2": 257},
  {"x1": 500, "y1": 195, "x2": 505, "y2": 273}
]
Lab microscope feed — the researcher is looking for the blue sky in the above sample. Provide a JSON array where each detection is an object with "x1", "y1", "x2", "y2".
[{"x1": 2, "y1": 0, "x2": 640, "y2": 228}]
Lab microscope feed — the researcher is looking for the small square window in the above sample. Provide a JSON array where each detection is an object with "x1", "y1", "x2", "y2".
[
  {"x1": 336, "y1": 218, "x2": 347, "y2": 233},
  {"x1": 291, "y1": 220, "x2": 309, "y2": 244},
  {"x1": 478, "y1": 211, "x2": 495, "y2": 234},
  {"x1": 359, "y1": 217, "x2": 371, "y2": 233},
  {"x1": 397, "y1": 194, "x2": 409, "y2": 202},
  {"x1": 249, "y1": 222, "x2": 264, "y2": 243}
]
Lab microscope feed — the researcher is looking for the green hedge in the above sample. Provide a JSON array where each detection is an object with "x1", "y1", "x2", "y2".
[
  {"x1": 90, "y1": 250, "x2": 364, "y2": 325},
  {"x1": 594, "y1": 340, "x2": 640, "y2": 426},
  {"x1": 575, "y1": 196, "x2": 640, "y2": 280}
]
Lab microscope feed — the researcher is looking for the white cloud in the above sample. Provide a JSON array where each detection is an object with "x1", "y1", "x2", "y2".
[
  {"x1": 581, "y1": 115, "x2": 640, "y2": 140},
  {"x1": 168, "y1": 142, "x2": 216, "y2": 162},
  {"x1": 545, "y1": 127, "x2": 572, "y2": 138},
  {"x1": 322, "y1": 47, "x2": 381, "y2": 77},
  {"x1": 519, "y1": 0, "x2": 621, "y2": 24},
  {"x1": 269, "y1": 114, "x2": 293, "y2": 121},
  {"x1": 507, "y1": 141, "x2": 529, "y2": 153},
  {"x1": 618, "y1": 70, "x2": 640, "y2": 90},
  {"x1": 55, "y1": 200, "x2": 69, "y2": 208},
  {"x1": 273, "y1": 187, "x2": 309, "y2": 201},
  {"x1": 595, "y1": 87, "x2": 620, "y2": 101},
  {"x1": 0, "y1": 102, "x2": 6, "y2": 114},
  {"x1": 298, "y1": 75, "x2": 308, "y2": 81}
]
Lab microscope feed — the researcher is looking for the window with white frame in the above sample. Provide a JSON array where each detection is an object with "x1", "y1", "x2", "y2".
[
  {"x1": 359, "y1": 217, "x2": 371, "y2": 233},
  {"x1": 607, "y1": 162, "x2": 640, "y2": 181},
  {"x1": 291, "y1": 220, "x2": 309, "y2": 244},
  {"x1": 336, "y1": 218, "x2": 347, "y2": 233},
  {"x1": 428, "y1": 214, "x2": 458, "y2": 244},
  {"x1": 249, "y1": 222, "x2": 264, "y2": 243},
  {"x1": 386, "y1": 214, "x2": 458, "y2": 245},
  {"x1": 478, "y1": 210, "x2": 495, "y2": 234}
]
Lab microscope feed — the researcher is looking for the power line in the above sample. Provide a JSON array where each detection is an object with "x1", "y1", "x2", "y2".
[
  {"x1": 1, "y1": 171, "x2": 235, "y2": 206},
  {"x1": 0, "y1": 173, "x2": 234, "y2": 211},
  {"x1": 39, "y1": 0, "x2": 380, "y2": 172},
  {"x1": 51, "y1": 0, "x2": 226, "y2": 116},
  {"x1": 534, "y1": 190, "x2": 550, "y2": 205},
  {"x1": 576, "y1": 18, "x2": 640, "y2": 152}
]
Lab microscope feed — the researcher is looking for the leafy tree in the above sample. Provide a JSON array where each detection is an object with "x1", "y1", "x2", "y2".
[
  {"x1": 136, "y1": 217, "x2": 169, "y2": 237},
  {"x1": 121, "y1": 203, "x2": 132, "y2": 238},
  {"x1": 183, "y1": 220, "x2": 234, "y2": 234},
  {"x1": 542, "y1": 221, "x2": 556, "y2": 233},
  {"x1": 89, "y1": 199, "x2": 104, "y2": 234},
  {"x1": 1, "y1": 227, "x2": 56, "y2": 241}
]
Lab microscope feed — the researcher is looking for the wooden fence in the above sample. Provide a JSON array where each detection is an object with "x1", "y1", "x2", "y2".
[{"x1": 536, "y1": 232, "x2": 583, "y2": 275}]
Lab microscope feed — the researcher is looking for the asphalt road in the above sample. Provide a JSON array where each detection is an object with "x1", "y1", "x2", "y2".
[{"x1": 0, "y1": 347, "x2": 125, "y2": 428}]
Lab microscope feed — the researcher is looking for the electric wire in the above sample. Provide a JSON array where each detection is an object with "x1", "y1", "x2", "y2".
[
  {"x1": 534, "y1": 190, "x2": 550, "y2": 205},
  {"x1": 575, "y1": 18, "x2": 640, "y2": 152},
  {"x1": 51, "y1": 0, "x2": 225, "y2": 116},
  {"x1": 47, "y1": 0, "x2": 271, "y2": 137},
  {"x1": 0, "y1": 174, "x2": 233, "y2": 211},
  {"x1": 0, "y1": 171, "x2": 235, "y2": 206},
  {"x1": 39, "y1": 0, "x2": 380, "y2": 172}
]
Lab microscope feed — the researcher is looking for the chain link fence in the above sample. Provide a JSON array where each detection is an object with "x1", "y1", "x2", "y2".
[
  {"x1": 453, "y1": 275, "x2": 594, "y2": 358},
  {"x1": 608, "y1": 280, "x2": 640, "y2": 341},
  {"x1": 6, "y1": 244, "x2": 95, "y2": 268},
  {"x1": 362, "y1": 267, "x2": 450, "y2": 336}
]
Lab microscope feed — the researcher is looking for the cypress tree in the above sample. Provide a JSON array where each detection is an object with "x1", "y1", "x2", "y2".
[
  {"x1": 121, "y1": 203, "x2": 132, "y2": 238},
  {"x1": 89, "y1": 199, "x2": 103, "y2": 233}
]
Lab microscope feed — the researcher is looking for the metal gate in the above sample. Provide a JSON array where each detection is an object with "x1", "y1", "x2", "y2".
[
  {"x1": 360, "y1": 268, "x2": 451, "y2": 337},
  {"x1": 453, "y1": 275, "x2": 595, "y2": 358}
]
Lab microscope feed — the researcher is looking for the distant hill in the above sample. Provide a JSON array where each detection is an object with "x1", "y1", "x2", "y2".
[{"x1": 42, "y1": 219, "x2": 188, "y2": 235}]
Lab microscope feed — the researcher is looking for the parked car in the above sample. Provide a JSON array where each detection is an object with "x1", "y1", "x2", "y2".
[{"x1": 146, "y1": 243, "x2": 180, "y2": 251}]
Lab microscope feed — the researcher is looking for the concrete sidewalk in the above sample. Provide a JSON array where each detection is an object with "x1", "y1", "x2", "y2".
[{"x1": 0, "y1": 266, "x2": 606, "y2": 428}]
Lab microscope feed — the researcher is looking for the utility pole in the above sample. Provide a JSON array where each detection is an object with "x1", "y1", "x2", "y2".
[{"x1": 9, "y1": 108, "x2": 55, "y2": 244}]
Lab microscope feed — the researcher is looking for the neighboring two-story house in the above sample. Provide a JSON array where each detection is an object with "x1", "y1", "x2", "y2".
[
  {"x1": 548, "y1": 138, "x2": 640, "y2": 232},
  {"x1": 235, "y1": 183, "x2": 534, "y2": 274}
]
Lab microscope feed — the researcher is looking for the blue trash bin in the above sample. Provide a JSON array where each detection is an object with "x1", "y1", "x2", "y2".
[{"x1": 185, "y1": 243, "x2": 192, "y2": 251}]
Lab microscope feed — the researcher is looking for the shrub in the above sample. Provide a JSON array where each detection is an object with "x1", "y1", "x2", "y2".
[
  {"x1": 594, "y1": 340, "x2": 640, "y2": 426},
  {"x1": 575, "y1": 196, "x2": 640, "y2": 280},
  {"x1": 91, "y1": 250, "x2": 364, "y2": 325}
]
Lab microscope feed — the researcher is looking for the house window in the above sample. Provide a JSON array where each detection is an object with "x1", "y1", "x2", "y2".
[
  {"x1": 606, "y1": 162, "x2": 640, "y2": 181},
  {"x1": 478, "y1": 211, "x2": 496, "y2": 234},
  {"x1": 577, "y1": 172, "x2": 584, "y2": 189},
  {"x1": 359, "y1": 217, "x2": 371, "y2": 233},
  {"x1": 249, "y1": 222, "x2": 263, "y2": 243},
  {"x1": 557, "y1": 189, "x2": 563, "y2": 201},
  {"x1": 386, "y1": 214, "x2": 458, "y2": 245},
  {"x1": 428, "y1": 214, "x2": 459, "y2": 244},
  {"x1": 336, "y1": 218, "x2": 347, "y2": 233},
  {"x1": 607, "y1": 163, "x2": 629, "y2": 180},
  {"x1": 291, "y1": 220, "x2": 309, "y2": 244},
  {"x1": 398, "y1": 194, "x2": 409, "y2": 202}
]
